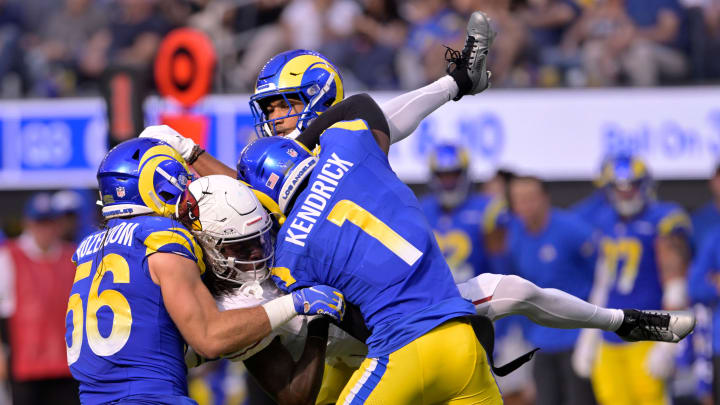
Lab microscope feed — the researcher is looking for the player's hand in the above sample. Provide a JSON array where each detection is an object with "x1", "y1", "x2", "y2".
[
  {"x1": 139, "y1": 125, "x2": 197, "y2": 161},
  {"x1": 645, "y1": 341, "x2": 677, "y2": 379},
  {"x1": 292, "y1": 285, "x2": 345, "y2": 322},
  {"x1": 572, "y1": 329, "x2": 600, "y2": 378}
]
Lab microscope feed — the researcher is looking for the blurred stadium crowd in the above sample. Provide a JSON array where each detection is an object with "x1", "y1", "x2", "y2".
[{"x1": 1, "y1": 0, "x2": 720, "y2": 98}]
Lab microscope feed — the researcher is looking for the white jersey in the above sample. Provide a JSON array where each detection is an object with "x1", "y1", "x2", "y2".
[
  {"x1": 185, "y1": 273, "x2": 501, "y2": 368},
  {"x1": 214, "y1": 279, "x2": 367, "y2": 365}
]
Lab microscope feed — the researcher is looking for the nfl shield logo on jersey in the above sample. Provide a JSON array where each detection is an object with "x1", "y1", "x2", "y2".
[
  {"x1": 116, "y1": 186, "x2": 126, "y2": 198},
  {"x1": 287, "y1": 149, "x2": 298, "y2": 158}
]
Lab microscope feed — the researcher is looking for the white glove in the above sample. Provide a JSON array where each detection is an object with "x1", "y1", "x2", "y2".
[
  {"x1": 572, "y1": 329, "x2": 601, "y2": 378},
  {"x1": 645, "y1": 341, "x2": 678, "y2": 380},
  {"x1": 139, "y1": 125, "x2": 197, "y2": 161}
]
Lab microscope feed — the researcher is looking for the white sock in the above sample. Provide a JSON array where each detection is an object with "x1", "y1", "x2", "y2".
[
  {"x1": 488, "y1": 275, "x2": 625, "y2": 332},
  {"x1": 380, "y1": 76, "x2": 458, "y2": 144}
]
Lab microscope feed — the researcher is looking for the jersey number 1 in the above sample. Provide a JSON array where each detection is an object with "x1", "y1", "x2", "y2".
[
  {"x1": 327, "y1": 199, "x2": 423, "y2": 265},
  {"x1": 66, "y1": 253, "x2": 133, "y2": 365}
]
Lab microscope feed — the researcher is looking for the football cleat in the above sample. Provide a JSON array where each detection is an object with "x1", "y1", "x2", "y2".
[
  {"x1": 615, "y1": 309, "x2": 695, "y2": 343},
  {"x1": 446, "y1": 11, "x2": 496, "y2": 100}
]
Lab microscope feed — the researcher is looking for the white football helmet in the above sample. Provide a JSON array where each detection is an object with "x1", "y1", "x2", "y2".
[{"x1": 175, "y1": 175, "x2": 274, "y2": 284}]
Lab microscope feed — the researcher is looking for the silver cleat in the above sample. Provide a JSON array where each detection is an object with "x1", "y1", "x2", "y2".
[
  {"x1": 615, "y1": 309, "x2": 696, "y2": 343},
  {"x1": 447, "y1": 11, "x2": 497, "y2": 99}
]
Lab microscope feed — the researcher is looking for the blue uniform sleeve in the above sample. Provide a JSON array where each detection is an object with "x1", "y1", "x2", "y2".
[
  {"x1": 138, "y1": 217, "x2": 206, "y2": 274},
  {"x1": 270, "y1": 252, "x2": 314, "y2": 293},
  {"x1": 688, "y1": 231, "x2": 720, "y2": 305}
]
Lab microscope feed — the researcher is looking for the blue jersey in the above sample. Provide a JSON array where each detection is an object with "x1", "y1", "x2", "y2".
[
  {"x1": 691, "y1": 201, "x2": 720, "y2": 248},
  {"x1": 596, "y1": 202, "x2": 691, "y2": 343},
  {"x1": 507, "y1": 209, "x2": 597, "y2": 351},
  {"x1": 66, "y1": 216, "x2": 205, "y2": 404},
  {"x1": 420, "y1": 193, "x2": 509, "y2": 282},
  {"x1": 570, "y1": 190, "x2": 612, "y2": 229},
  {"x1": 689, "y1": 226, "x2": 720, "y2": 354},
  {"x1": 270, "y1": 120, "x2": 475, "y2": 358}
]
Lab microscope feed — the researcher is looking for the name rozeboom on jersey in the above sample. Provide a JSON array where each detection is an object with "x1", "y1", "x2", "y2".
[
  {"x1": 284, "y1": 152, "x2": 354, "y2": 247},
  {"x1": 75, "y1": 222, "x2": 140, "y2": 260}
]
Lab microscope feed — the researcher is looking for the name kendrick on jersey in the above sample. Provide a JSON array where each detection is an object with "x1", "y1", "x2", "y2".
[
  {"x1": 285, "y1": 152, "x2": 353, "y2": 247},
  {"x1": 75, "y1": 222, "x2": 140, "y2": 261}
]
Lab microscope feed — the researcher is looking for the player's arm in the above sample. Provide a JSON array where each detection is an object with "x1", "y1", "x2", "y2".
[
  {"x1": 150, "y1": 252, "x2": 272, "y2": 358},
  {"x1": 244, "y1": 318, "x2": 330, "y2": 405},
  {"x1": 655, "y1": 211, "x2": 692, "y2": 310},
  {"x1": 296, "y1": 93, "x2": 390, "y2": 154},
  {"x1": 149, "y1": 253, "x2": 345, "y2": 359},
  {"x1": 655, "y1": 233, "x2": 691, "y2": 310}
]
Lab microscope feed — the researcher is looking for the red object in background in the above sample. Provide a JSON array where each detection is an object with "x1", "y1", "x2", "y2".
[
  {"x1": 159, "y1": 113, "x2": 209, "y2": 149},
  {"x1": 154, "y1": 28, "x2": 216, "y2": 108},
  {"x1": 6, "y1": 240, "x2": 76, "y2": 381}
]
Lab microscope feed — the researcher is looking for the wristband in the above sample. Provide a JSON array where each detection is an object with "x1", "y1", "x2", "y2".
[
  {"x1": 261, "y1": 294, "x2": 297, "y2": 330},
  {"x1": 187, "y1": 145, "x2": 205, "y2": 165}
]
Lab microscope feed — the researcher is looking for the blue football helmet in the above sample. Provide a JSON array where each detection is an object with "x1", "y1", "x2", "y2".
[
  {"x1": 603, "y1": 154, "x2": 654, "y2": 217},
  {"x1": 250, "y1": 49, "x2": 344, "y2": 138},
  {"x1": 236, "y1": 137, "x2": 317, "y2": 216},
  {"x1": 97, "y1": 138, "x2": 191, "y2": 219},
  {"x1": 429, "y1": 143, "x2": 471, "y2": 209}
]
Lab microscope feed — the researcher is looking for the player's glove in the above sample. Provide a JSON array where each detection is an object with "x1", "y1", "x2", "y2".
[
  {"x1": 291, "y1": 285, "x2": 345, "y2": 322},
  {"x1": 138, "y1": 125, "x2": 197, "y2": 161}
]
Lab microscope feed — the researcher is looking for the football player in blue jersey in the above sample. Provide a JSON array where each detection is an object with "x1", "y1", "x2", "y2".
[
  {"x1": 691, "y1": 164, "x2": 720, "y2": 248},
  {"x1": 688, "y1": 226, "x2": 720, "y2": 405},
  {"x1": 65, "y1": 138, "x2": 345, "y2": 404},
  {"x1": 572, "y1": 154, "x2": 694, "y2": 405},
  {"x1": 571, "y1": 156, "x2": 614, "y2": 228},
  {"x1": 237, "y1": 112, "x2": 503, "y2": 404},
  {"x1": 421, "y1": 143, "x2": 510, "y2": 283}
]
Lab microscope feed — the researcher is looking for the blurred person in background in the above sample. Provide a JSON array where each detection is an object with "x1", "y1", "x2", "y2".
[
  {"x1": 220, "y1": 0, "x2": 291, "y2": 92},
  {"x1": 398, "y1": 0, "x2": 465, "y2": 88},
  {"x1": 0, "y1": 0, "x2": 26, "y2": 97},
  {"x1": 691, "y1": 164, "x2": 720, "y2": 248},
  {"x1": 421, "y1": 143, "x2": 510, "y2": 283},
  {"x1": 508, "y1": 175, "x2": 598, "y2": 405},
  {"x1": 571, "y1": 156, "x2": 613, "y2": 228},
  {"x1": 81, "y1": 0, "x2": 171, "y2": 82},
  {"x1": 25, "y1": 0, "x2": 107, "y2": 96},
  {"x1": 564, "y1": 0, "x2": 688, "y2": 86},
  {"x1": 0, "y1": 193, "x2": 79, "y2": 405},
  {"x1": 51, "y1": 189, "x2": 97, "y2": 244},
  {"x1": 688, "y1": 222, "x2": 720, "y2": 405},
  {"x1": 516, "y1": 0, "x2": 582, "y2": 86},
  {"x1": 573, "y1": 154, "x2": 693, "y2": 405},
  {"x1": 0, "y1": 230, "x2": 10, "y2": 405},
  {"x1": 322, "y1": 0, "x2": 407, "y2": 89},
  {"x1": 281, "y1": 0, "x2": 360, "y2": 58}
]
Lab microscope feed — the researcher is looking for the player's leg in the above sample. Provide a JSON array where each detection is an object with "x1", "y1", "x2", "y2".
[
  {"x1": 316, "y1": 360, "x2": 358, "y2": 405},
  {"x1": 461, "y1": 274, "x2": 624, "y2": 331},
  {"x1": 592, "y1": 341, "x2": 667, "y2": 405},
  {"x1": 335, "y1": 319, "x2": 502, "y2": 405},
  {"x1": 462, "y1": 274, "x2": 695, "y2": 342},
  {"x1": 381, "y1": 11, "x2": 495, "y2": 144}
]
